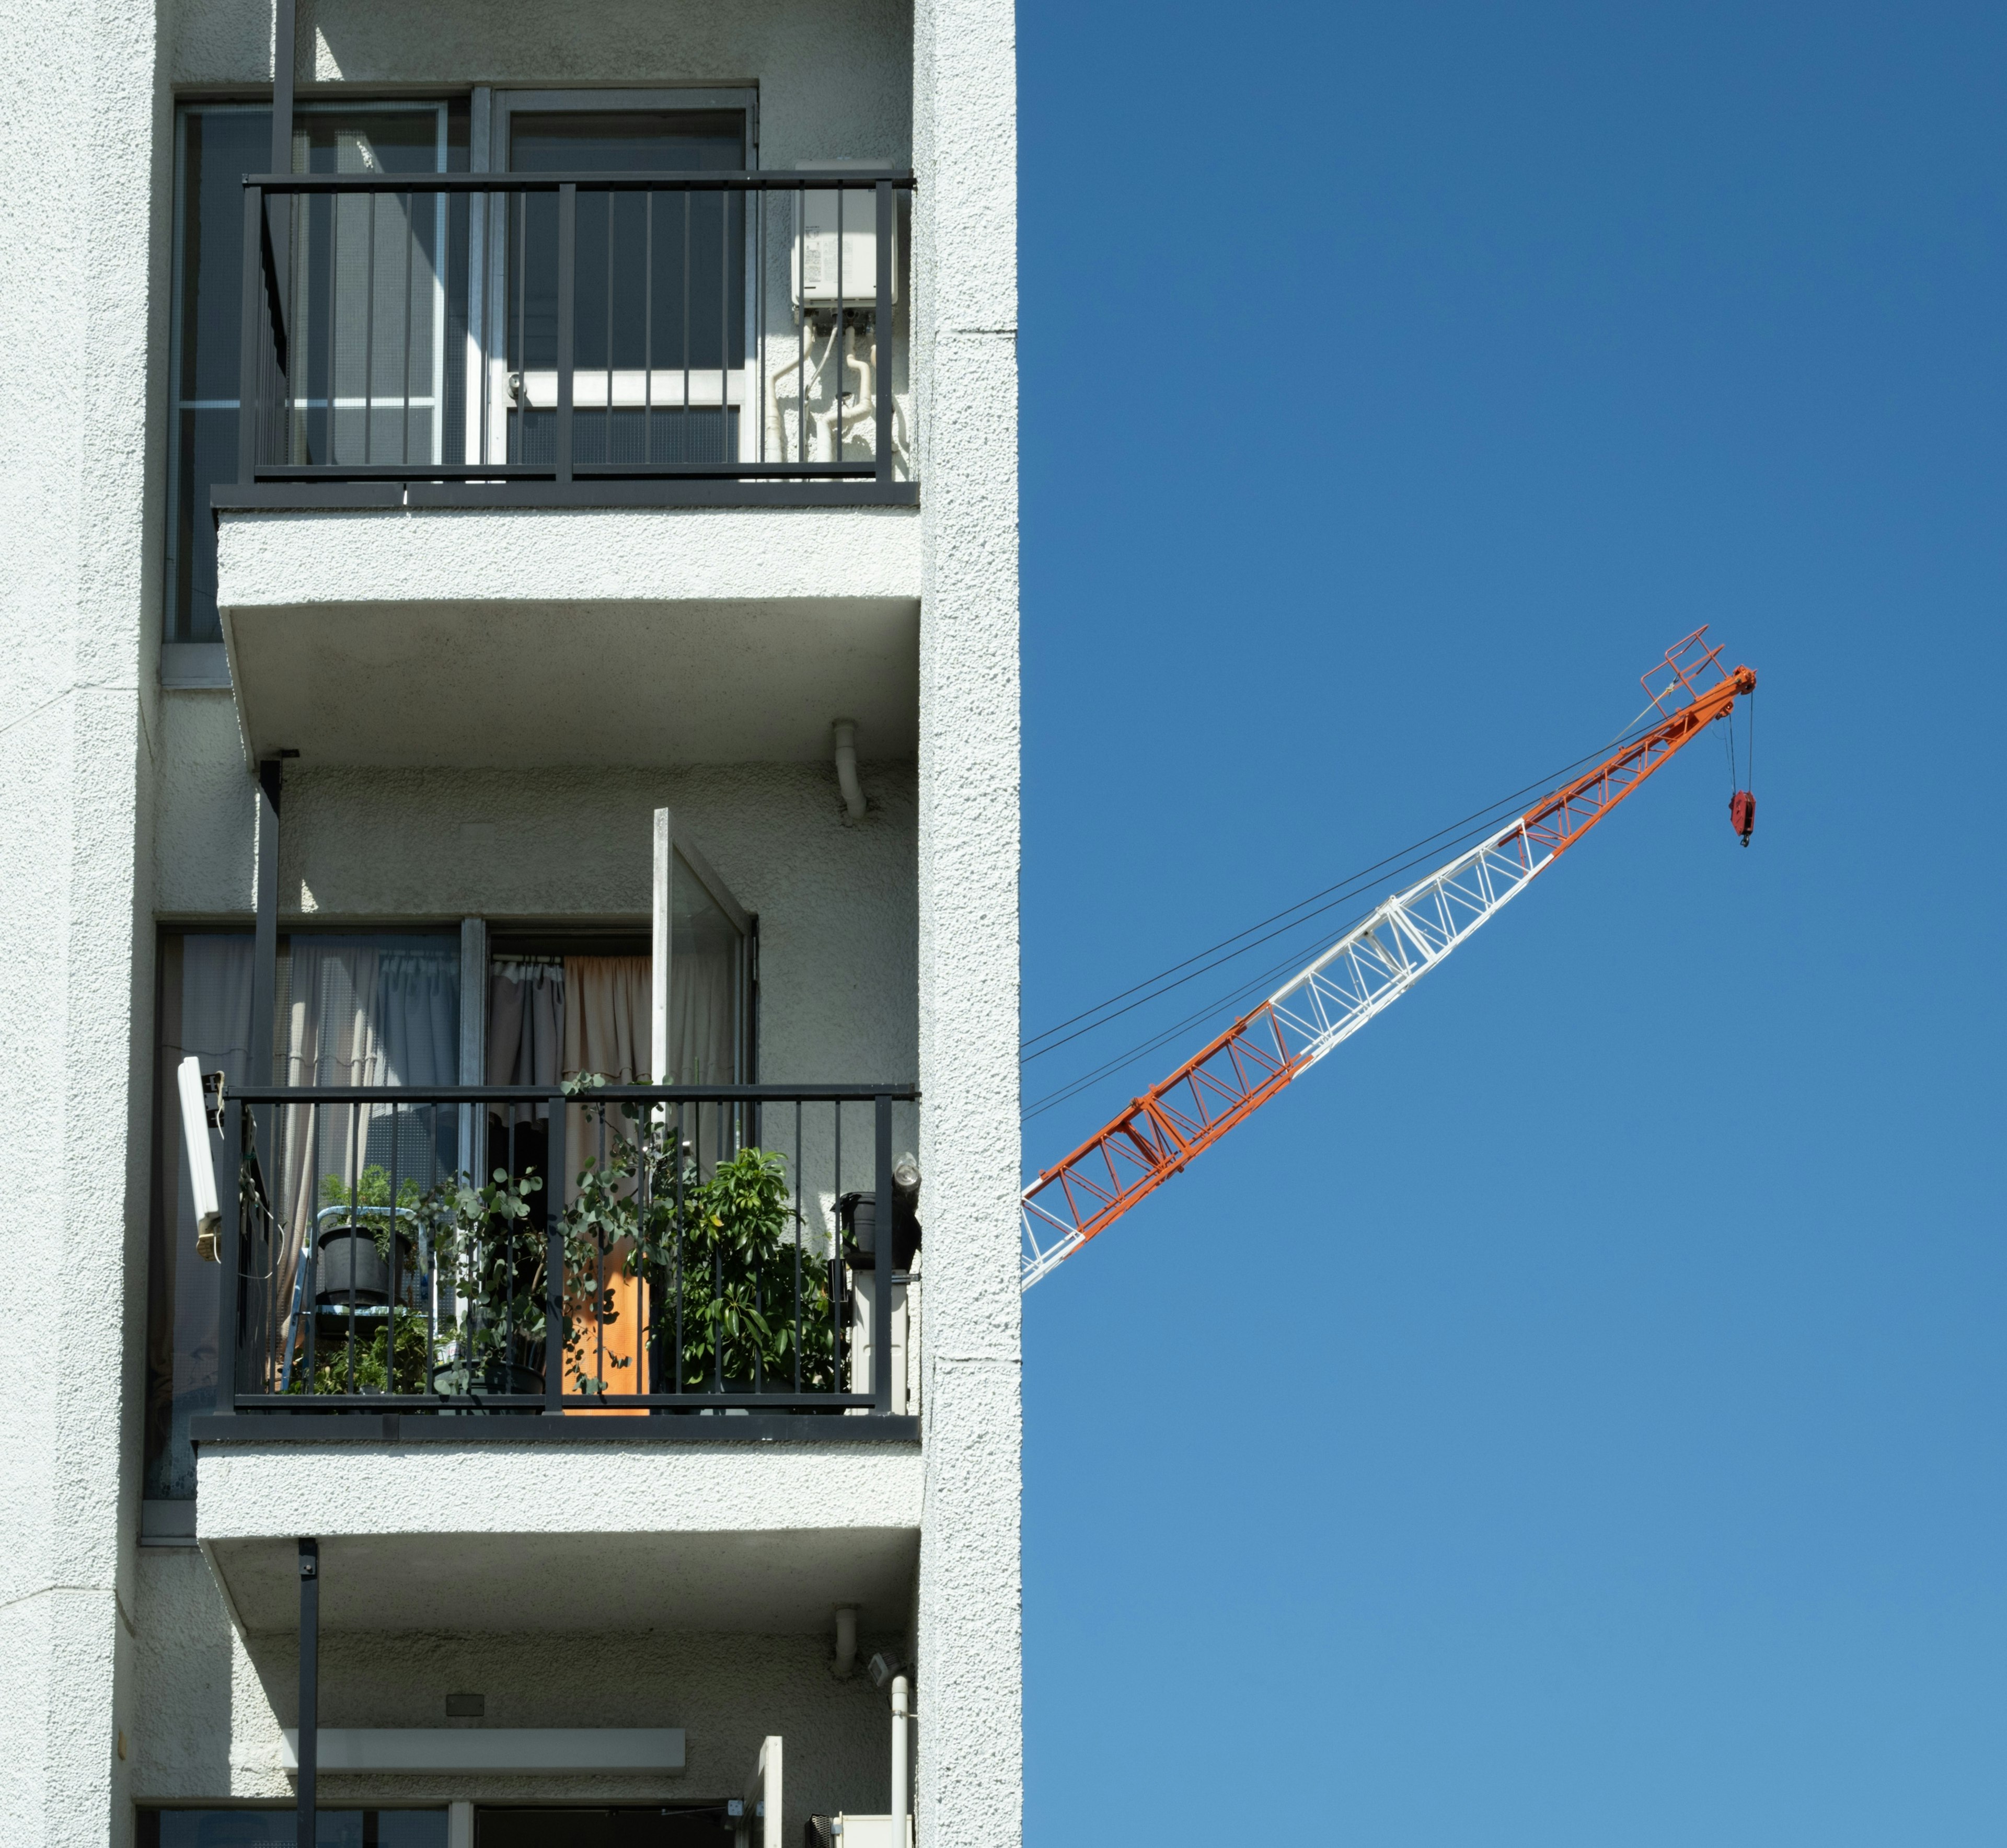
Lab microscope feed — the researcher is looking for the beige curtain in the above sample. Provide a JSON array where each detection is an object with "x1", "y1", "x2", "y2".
[
  {"x1": 481, "y1": 947, "x2": 740, "y2": 1401},
  {"x1": 562, "y1": 955, "x2": 652, "y2": 1199}
]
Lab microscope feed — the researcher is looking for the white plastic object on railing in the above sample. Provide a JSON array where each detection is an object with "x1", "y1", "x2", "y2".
[{"x1": 177, "y1": 1054, "x2": 222, "y2": 1262}]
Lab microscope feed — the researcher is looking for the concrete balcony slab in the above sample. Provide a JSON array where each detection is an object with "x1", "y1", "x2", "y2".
[
  {"x1": 197, "y1": 1438, "x2": 921, "y2": 1637},
  {"x1": 214, "y1": 506, "x2": 919, "y2": 769}
]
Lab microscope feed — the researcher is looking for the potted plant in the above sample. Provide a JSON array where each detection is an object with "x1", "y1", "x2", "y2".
[
  {"x1": 563, "y1": 1080, "x2": 839, "y2": 1400},
  {"x1": 422, "y1": 1167, "x2": 549, "y2": 1402},
  {"x1": 313, "y1": 1165, "x2": 421, "y2": 1310}
]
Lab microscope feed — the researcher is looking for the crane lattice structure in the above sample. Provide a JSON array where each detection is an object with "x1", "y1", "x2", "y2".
[{"x1": 1020, "y1": 630, "x2": 1757, "y2": 1290}]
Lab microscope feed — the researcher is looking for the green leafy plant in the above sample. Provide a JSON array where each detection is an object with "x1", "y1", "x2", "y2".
[
  {"x1": 287, "y1": 1305, "x2": 432, "y2": 1396},
  {"x1": 318, "y1": 1164, "x2": 422, "y2": 1258},
  {"x1": 281, "y1": 1081, "x2": 844, "y2": 1403},
  {"x1": 562, "y1": 1080, "x2": 838, "y2": 1395},
  {"x1": 424, "y1": 1167, "x2": 548, "y2": 1394}
]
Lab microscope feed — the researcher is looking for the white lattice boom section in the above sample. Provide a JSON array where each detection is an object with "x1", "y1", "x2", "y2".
[{"x1": 1020, "y1": 630, "x2": 1757, "y2": 1290}]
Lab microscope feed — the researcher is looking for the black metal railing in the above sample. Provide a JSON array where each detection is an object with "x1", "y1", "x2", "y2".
[
  {"x1": 235, "y1": 171, "x2": 913, "y2": 499},
  {"x1": 212, "y1": 1083, "x2": 918, "y2": 1420}
]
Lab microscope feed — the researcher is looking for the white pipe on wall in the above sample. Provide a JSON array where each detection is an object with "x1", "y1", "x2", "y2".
[
  {"x1": 890, "y1": 1673, "x2": 910, "y2": 1842},
  {"x1": 833, "y1": 719, "x2": 867, "y2": 820}
]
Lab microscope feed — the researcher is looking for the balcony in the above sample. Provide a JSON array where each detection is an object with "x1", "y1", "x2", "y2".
[
  {"x1": 188, "y1": 1079, "x2": 922, "y2": 1651},
  {"x1": 219, "y1": 169, "x2": 915, "y2": 512},
  {"x1": 194, "y1": 1081, "x2": 920, "y2": 1441},
  {"x1": 205, "y1": 168, "x2": 921, "y2": 768}
]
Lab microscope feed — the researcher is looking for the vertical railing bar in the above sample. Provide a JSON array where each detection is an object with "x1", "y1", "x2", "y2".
[
  {"x1": 682, "y1": 192, "x2": 691, "y2": 460},
  {"x1": 643, "y1": 191, "x2": 654, "y2": 461},
  {"x1": 236, "y1": 187, "x2": 264, "y2": 483},
  {"x1": 873, "y1": 1093, "x2": 893, "y2": 1414},
  {"x1": 325, "y1": 179, "x2": 341, "y2": 465},
  {"x1": 301, "y1": 1104, "x2": 319, "y2": 1392},
  {"x1": 797, "y1": 183, "x2": 806, "y2": 467},
  {"x1": 721, "y1": 181, "x2": 732, "y2": 464},
  {"x1": 546, "y1": 1087, "x2": 566, "y2": 1413},
  {"x1": 555, "y1": 182, "x2": 576, "y2": 484},
  {"x1": 344, "y1": 1102, "x2": 360, "y2": 1395},
  {"x1": 875, "y1": 180, "x2": 894, "y2": 484},
  {"x1": 514, "y1": 189, "x2": 527, "y2": 466},
  {"x1": 756, "y1": 189, "x2": 765, "y2": 467},
  {"x1": 604, "y1": 189, "x2": 615, "y2": 469},
  {"x1": 425, "y1": 1104, "x2": 437, "y2": 1398},
  {"x1": 833, "y1": 1099, "x2": 843, "y2": 1395},
  {"x1": 636, "y1": 1104, "x2": 651, "y2": 1400},
  {"x1": 362, "y1": 191, "x2": 377, "y2": 467},
  {"x1": 674, "y1": 1101, "x2": 685, "y2": 1395},
  {"x1": 835, "y1": 184, "x2": 844, "y2": 460},
  {"x1": 712, "y1": 1093, "x2": 724, "y2": 1393},
  {"x1": 399, "y1": 189, "x2": 414, "y2": 468},
  {"x1": 595, "y1": 1101, "x2": 607, "y2": 1395},
  {"x1": 793, "y1": 1100, "x2": 802, "y2": 1395},
  {"x1": 216, "y1": 1098, "x2": 244, "y2": 1414},
  {"x1": 387, "y1": 1094, "x2": 401, "y2": 1393}
]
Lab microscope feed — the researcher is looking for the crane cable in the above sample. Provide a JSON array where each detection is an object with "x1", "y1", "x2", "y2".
[
  {"x1": 1019, "y1": 707, "x2": 1693, "y2": 1120},
  {"x1": 1020, "y1": 632, "x2": 1758, "y2": 1288}
]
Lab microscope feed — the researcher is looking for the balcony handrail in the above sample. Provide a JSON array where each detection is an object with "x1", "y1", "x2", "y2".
[
  {"x1": 215, "y1": 1081, "x2": 919, "y2": 1426},
  {"x1": 240, "y1": 168, "x2": 916, "y2": 194},
  {"x1": 228, "y1": 1082, "x2": 918, "y2": 1104},
  {"x1": 234, "y1": 167, "x2": 914, "y2": 501}
]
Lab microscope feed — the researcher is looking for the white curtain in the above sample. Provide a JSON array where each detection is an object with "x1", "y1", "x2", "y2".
[{"x1": 272, "y1": 937, "x2": 460, "y2": 1335}]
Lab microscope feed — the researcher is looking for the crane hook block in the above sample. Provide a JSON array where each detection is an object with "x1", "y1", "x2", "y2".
[{"x1": 1730, "y1": 789, "x2": 1756, "y2": 845}]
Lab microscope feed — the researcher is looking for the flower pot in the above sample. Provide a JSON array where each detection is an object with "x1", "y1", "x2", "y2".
[
  {"x1": 431, "y1": 1353, "x2": 545, "y2": 1411},
  {"x1": 313, "y1": 1226, "x2": 409, "y2": 1305}
]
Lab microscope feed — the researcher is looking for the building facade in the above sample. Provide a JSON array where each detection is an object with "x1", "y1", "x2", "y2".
[{"x1": 0, "y1": 2, "x2": 1020, "y2": 1844}]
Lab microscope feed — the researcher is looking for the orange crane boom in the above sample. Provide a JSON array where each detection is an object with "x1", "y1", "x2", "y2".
[{"x1": 1020, "y1": 630, "x2": 1757, "y2": 1289}]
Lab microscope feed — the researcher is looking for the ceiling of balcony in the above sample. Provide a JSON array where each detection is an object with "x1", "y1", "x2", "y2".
[
  {"x1": 208, "y1": 1526, "x2": 918, "y2": 1635},
  {"x1": 220, "y1": 596, "x2": 920, "y2": 769}
]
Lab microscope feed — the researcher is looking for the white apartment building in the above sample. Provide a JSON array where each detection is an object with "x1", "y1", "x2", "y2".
[{"x1": 0, "y1": 3, "x2": 1020, "y2": 1845}]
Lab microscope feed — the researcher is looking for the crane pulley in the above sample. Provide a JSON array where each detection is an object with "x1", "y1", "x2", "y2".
[{"x1": 1020, "y1": 629, "x2": 1758, "y2": 1290}]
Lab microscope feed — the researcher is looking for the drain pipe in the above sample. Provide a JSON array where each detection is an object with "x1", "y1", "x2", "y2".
[
  {"x1": 832, "y1": 1604, "x2": 859, "y2": 1680},
  {"x1": 890, "y1": 1673, "x2": 910, "y2": 1845},
  {"x1": 833, "y1": 719, "x2": 867, "y2": 821}
]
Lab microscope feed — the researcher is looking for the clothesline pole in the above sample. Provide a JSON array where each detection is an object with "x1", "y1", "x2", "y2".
[{"x1": 652, "y1": 808, "x2": 673, "y2": 1086}]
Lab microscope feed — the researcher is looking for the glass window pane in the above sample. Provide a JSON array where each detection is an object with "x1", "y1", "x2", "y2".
[
  {"x1": 146, "y1": 1810, "x2": 446, "y2": 1848},
  {"x1": 673, "y1": 853, "x2": 741, "y2": 1086},
  {"x1": 166, "y1": 102, "x2": 467, "y2": 640},
  {"x1": 506, "y1": 110, "x2": 745, "y2": 173},
  {"x1": 167, "y1": 107, "x2": 270, "y2": 641},
  {"x1": 145, "y1": 933, "x2": 256, "y2": 1499}
]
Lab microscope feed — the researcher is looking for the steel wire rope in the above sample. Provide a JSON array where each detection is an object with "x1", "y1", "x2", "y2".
[
  {"x1": 1020, "y1": 712, "x2": 1677, "y2": 1070},
  {"x1": 1019, "y1": 809, "x2": 1532, "y2": 1124},
  {"x1": 1022, "y1": 939, "x2": 1334, "y2": 1125},
  {"x1": 1019, "y1": 702, "x2": 1729, "y2": 1128}
]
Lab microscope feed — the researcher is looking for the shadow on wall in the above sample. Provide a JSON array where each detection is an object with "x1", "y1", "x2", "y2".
[
  {"x1": 237, "y1": 1628, "x2": 897, "y2": 1818},
  {"x1": 135, "y1": 1549, "x2": 249, "y2": 1796}
]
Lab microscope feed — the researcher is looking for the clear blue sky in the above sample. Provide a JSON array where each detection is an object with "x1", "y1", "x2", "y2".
[{"x1": 1015, "y1": 3, "x2": 2005, "y2": 1841}]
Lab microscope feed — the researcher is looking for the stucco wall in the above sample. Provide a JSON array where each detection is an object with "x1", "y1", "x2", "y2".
[
  {"x1": 154, "y1": 703, "x2": 919, "y2": 1091},
  {"x1": 910, "y1": 1, "x2": 1024, "y2": 1845},
  {"x1": 176, "y1": 0, "x2": 913, "y2": 170},
  {"x1": 0, "y1": 0, "x2": 174, "y2": 1843}
]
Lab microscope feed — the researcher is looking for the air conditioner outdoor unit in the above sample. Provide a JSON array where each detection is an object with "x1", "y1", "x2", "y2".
[{"x1": 817, "y1": 1817, "x2": 910, "y2": 1848}]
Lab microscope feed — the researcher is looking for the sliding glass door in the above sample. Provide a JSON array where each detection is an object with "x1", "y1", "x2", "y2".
[{"x1": 480, "y1": 90, "x2": 756, "y2": 468}]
